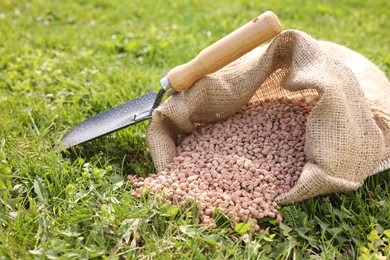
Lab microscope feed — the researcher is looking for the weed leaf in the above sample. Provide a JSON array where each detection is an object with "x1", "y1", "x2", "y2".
[
  {"x1": 234, "y1": 221, "x2": 253, "y2": 235},
  {"x1": 0, "y1": 151, "x2": 11, "y2": 189},
  {"x1": 279, "y1": 222, "x2": 293, "y2": 237},
  {"x1": 34, "y1": 177, "x2": 49, "y2": 204}
]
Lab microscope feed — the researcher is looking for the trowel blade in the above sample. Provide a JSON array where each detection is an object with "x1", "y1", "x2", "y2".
[{"x1": 60, "y1": 91, "x2": 157, "y2": 149}]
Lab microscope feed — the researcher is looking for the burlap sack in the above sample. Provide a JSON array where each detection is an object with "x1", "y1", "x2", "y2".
[{"x1": 147, "y1": 30, "x2": 390, "y2": 205}]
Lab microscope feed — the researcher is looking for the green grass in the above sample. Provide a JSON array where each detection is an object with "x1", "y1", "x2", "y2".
[{"x1": 0, "y1": 0, "x2": 389, "y2": 258}]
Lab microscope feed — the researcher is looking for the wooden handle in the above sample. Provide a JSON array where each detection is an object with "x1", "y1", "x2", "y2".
[{"x1": 167, "y1": 11, "x2": 282, "y2": 92}]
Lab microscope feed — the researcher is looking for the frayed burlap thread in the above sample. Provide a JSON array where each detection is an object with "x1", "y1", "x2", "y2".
[{"x1": 146, "y1": 30, "x2": 390, "y2": 204}]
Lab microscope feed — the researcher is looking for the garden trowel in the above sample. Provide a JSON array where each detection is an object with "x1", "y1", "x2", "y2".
[{"x1": 60, "y1": 11, "x2": 281, "y2": 149}]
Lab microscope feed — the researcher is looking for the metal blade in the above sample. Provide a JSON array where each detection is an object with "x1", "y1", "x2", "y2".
[{"x1": 60, "y1": 91, "x2": 157, "y2": 149}]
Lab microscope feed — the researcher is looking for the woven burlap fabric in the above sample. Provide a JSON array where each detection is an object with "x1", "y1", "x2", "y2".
[{"x1": 147, "y1": 30, "x2": 390, "y2": 205}]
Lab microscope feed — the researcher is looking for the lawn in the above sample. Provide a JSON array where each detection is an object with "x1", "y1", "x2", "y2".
[{"x1": 0, "y1": 0, "x2": 389, "y2": 258}]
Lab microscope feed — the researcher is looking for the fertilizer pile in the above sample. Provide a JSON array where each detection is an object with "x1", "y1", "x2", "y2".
[{"x1": 129, "y1": 97, "x2": 316, "y2": 228}]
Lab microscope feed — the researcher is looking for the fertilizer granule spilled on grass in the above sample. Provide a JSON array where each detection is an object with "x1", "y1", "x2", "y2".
[{"x1": 129, "y1": 97, "x2": 316, "y2": 229}]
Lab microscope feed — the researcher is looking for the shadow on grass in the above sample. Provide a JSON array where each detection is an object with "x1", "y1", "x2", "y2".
[{"x1": 60, "y1": 132, "x2": 155, "y2": 177}]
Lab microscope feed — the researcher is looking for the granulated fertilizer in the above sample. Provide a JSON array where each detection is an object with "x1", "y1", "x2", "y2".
[{"x1": 129, "y1": 97, "x2": 316, "y2": 228}]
